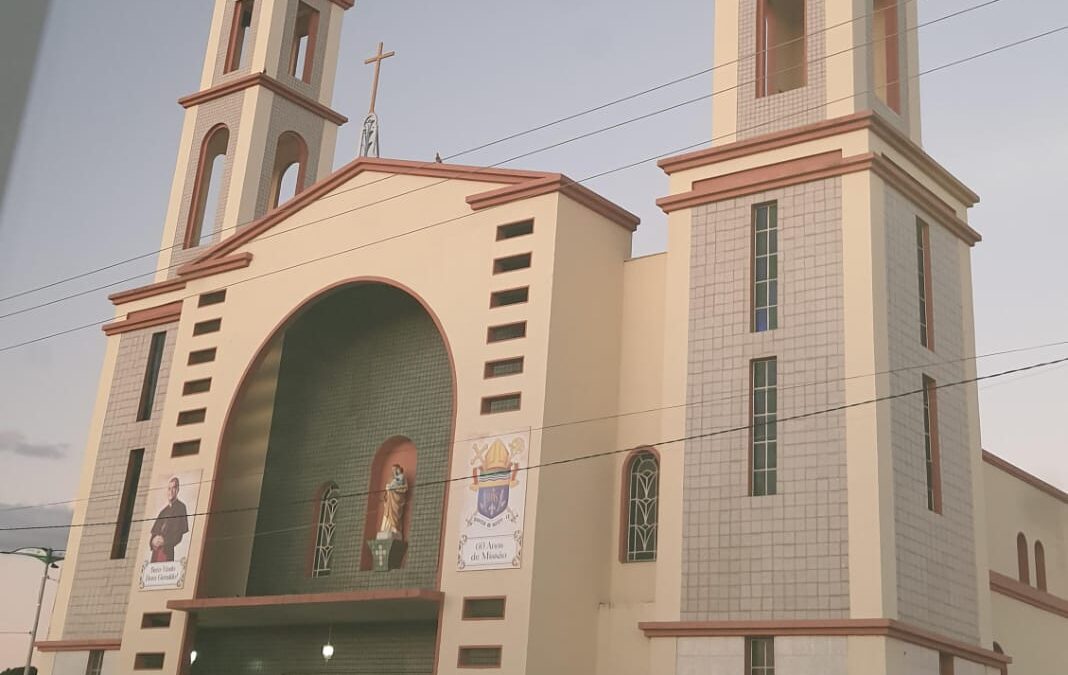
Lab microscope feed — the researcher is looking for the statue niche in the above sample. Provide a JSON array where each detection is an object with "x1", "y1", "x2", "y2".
[{"x1": 362, "y1": 436, "x2": 416, "y2": 571}]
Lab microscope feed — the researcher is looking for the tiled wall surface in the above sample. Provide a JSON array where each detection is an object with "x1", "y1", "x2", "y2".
[
  {"x1": 682, "y1": 177, "x2": 848, "y2": 620},
  {"x1": 884, "y1": 186, "x2": 979, "y2": 642},
  {"x1": 243, "y1": 283, "x2": 453, "y2": 594},
  {"x1": 191, "y1": 621, "x2": 437, "y2": 674},
  {"x1": 735, "y1": 0, "x2": 828, "y2": 139},
  {"x1": 63, "y1": 325, "x2": 177, "y2": 639}
]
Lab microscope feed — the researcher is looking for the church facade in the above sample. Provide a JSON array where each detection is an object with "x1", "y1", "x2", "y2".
[{"x1": 36, "y1": 1, "x2": 1066, "y2": 674}]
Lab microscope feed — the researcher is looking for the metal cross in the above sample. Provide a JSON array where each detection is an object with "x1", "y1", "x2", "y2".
[{"x1": 364, "y1": 41, "x2": 395, "y2": 114}]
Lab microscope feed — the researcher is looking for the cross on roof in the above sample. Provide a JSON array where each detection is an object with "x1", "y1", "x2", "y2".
[{"x1": 364, "y1": 41, "x2": 395, "y2": 115}]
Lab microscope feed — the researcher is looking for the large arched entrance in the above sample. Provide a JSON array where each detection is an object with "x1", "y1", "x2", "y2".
[{"x1": 190, "y1": 281, "x2": 452, "y2": 674}]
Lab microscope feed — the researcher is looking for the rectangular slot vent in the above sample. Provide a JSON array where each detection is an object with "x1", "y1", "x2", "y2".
[
  {"x1": 496, "y1": 219, "x2": 533, "y2": 241},
  {"x1": 484, "y1": 357, "x2": 524, "y2": 379},
  {"x1": 481, "y1": 393, "x2": 521, "y2": 415},
  {"x1": 198, "y1": 289, "x2": 227, "y2": 307},
  {"x1": 490, "y1": 287, "x2": 529, "y2": 308},
  {"x1": 133, "y1": 653, "x2": 165, "y2": 670},
  {"x1": 458, "y1": 646, "x2": 502, "y2": 668},
  {"x1": 171, "y1": 440, "x2": 201, "y2": 458},
  {"x1": 188, "y1": 348, "x2": 217, "y2": 365},
  {"x1": 177, "y1": 409, "x2": 206, "y2": 426},
  {"x1": 487, "y1": 322, "x2": 526, "y2": 343},
  {"x1": 462, "y1": 597, "x2": 506, "y2": 620},
  {"x1": 493, "y1": 252, "x2": 532, "y2": 274},
  {"x1": 140, "y1": 612, "x2": 172, "y2": 629},
  {"x1": 182, "y1": 378, "x2": 212, "y2": 395},
  {"x1": 192, "y1": 318, "x2": 222, "y2": 336}
]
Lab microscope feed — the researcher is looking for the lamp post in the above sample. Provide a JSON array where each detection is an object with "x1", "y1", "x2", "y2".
[{"x1": 1, "y1": 547, "x2": 64, "y2": 675}]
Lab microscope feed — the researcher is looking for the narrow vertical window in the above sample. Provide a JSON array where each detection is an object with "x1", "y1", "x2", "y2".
[
  {"x1": 312, "y1": 483, "x2": 339, "y2": 577},
  {"x1": 136, "y1": 332, "x2": 167, "y2": 422},
  {"x1": 289, "y1": 2, "x2": 319, "y2": 83},
  {"x1": 756, "y1": 0, "x2": 806, "y2": 96},
  {"x1": 747, "y1": 637, "x2": 775, "y2": 675},
  {"x1": 873, "y1": 0, "x2": 902, "y2": 112},
  {"x1": 185, "y1": 125, "x2": 230, "y2": 248},
  {"x1": 1016, "y1": 533, "x2": 1030, "y2": 584},
  {"x1": 110, "y1": 449, "x2": 145, "y2": 559},
  {"x1": 622, "y1": 450, "x2": 659, "y2": 562},
  {"x1": 922, "y1": 375, "x2": 942, "y2": 513},
  {"x1": 225, "y1": 0, "x2": 254, "y2": 73},
  {"x1": 751, "y1": 358, "x2": 778, "y2": 496},
  {"x1": 916, "y1": 219, "x2": 934, "y2": 349},
  {"x1": 1034, "y1": 540, "x2": 1046, "y2": 591},
  {"x1": 269, "y1": 131, "x2": 308, "y2": 209},
  {"x1": 939, "y1": 653, "x2": 954, "y2": 675},
  {"x1": 753, "y1": 202, "x2": 779, "y2": 332},
  {"x1": 85, "y1": 650, "x2": 104, "y2": 675}
]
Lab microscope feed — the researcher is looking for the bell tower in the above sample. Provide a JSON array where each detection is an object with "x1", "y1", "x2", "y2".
[
  {"x1": 155, "y1": 0, "x2": 351, "y2": 278},
  {"x1": 711, "y1": 0, "x2": 922, "y2": 144}
]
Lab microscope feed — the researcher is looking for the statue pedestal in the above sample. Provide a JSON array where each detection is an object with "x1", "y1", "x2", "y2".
[{"x1": 367, "y1": 533, "x2": 406, "y2": 571}]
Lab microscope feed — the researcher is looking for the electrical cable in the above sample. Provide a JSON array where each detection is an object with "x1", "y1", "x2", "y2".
[
  {"x1": 2, "y1": 21, "x2": 1064, "y2": 354},
  {"x1": 0, "y1": 0, "x2": 1003, "y2": 308},
  {"x1": 2, "y1": 353, "x2": 1065, "y2": 535}
]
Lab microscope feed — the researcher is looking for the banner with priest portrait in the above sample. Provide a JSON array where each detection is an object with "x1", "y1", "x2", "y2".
[{"x1": 139, "y1": 469, "x2": 201, "y2": 591}]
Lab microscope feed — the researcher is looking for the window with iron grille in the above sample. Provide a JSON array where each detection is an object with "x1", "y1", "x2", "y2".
[
  {"x1": 624, "y1": 451, "x2": 659, "y2": 562},
  {"x1": 752, "y1": 358, "x2": 778, "y2": 496},
  {"x1": 753, "y1": 203, "x2": 779, "y2": 332},
  {"x1": 313, "y1": 484, "x2": 339, "y2": 576}
]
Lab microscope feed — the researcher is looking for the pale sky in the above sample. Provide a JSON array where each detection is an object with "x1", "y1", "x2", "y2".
[{"x1": 0, "y1": 0, "x2": 1066, "y2": 665}]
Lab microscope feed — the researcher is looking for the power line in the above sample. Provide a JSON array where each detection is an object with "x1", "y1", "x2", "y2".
[
  {"x1": 2, "y1": 335, "x2": 1064, "y2": 517},
  {"x1": 1, "y1": 353, "x2": 1065, "y2": 536},
  {"x1": 0, "y1": 0, "x2": 1001, "y2": 308},
  {"x1": 2, "y1": 21, "x2": 1063, "y2": 354}
]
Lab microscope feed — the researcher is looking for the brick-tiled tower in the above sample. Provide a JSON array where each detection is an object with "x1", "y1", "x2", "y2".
[
  {"x1": 156, "y1": 0, "x2": 350, "y2": 276},
  {"x1": 647, "y1": 1, "x2": 999, "y2": 673}
]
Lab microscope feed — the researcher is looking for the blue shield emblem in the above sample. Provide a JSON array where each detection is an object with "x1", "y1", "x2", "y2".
[{"x1": 477, "y1": 485, "x2": 509, "y2": 519}]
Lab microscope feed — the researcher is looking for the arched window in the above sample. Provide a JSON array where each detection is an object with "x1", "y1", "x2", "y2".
[
  {"x1": 269, "y1": 131, "x2": 308, "y2": 209},
  {"x1": 1035, "y1": 540, "x2": 1047, "y2": 591},
  {"x1": 622, "y1": 449, "x2": 659, "y2": 562},
  {"x1": 185, "y1": 125, "x2": 230, "y2": 249},
  {"x1": 992, "y1": 642, "x2": 1003, "y2": 654},
  {"x1": 1016, "y1": 532, "x2": 1030, "y2": 585},
  {"x1": 312, "y1": 482, "x2": 339, "y2": 577}
]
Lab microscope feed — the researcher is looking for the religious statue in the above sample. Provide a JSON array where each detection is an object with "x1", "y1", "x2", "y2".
[{"x1": 378, "y1": 464, "x2": 408, "y2": 539}]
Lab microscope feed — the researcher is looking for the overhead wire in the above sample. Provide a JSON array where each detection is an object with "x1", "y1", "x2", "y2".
[
  {"x1": 2, "y1": 353, "x2": 1066, "y2": 536},
  {"x1": 2, "y1": 19, "x2": 1064, "y2": 354},
  {"x1": 0, "y1": 0, "x2": 1002, "y2": 310}
]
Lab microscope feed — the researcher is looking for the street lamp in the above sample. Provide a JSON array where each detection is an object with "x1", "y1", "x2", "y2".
[{"x1": 1, "y1": 547, "x2": 64, "y2": 675}]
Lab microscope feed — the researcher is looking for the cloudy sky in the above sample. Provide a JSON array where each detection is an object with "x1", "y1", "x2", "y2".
[{"x1": 0, "y1": 0, "x2": 1066, "y2": 664}]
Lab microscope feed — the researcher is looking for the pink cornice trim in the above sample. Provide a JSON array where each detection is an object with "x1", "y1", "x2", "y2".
[
  {"x1": 982, "y1": 450, "x2": 1068, "y2": 504},
  {"x1": 657, "y1": 111, "x2": 978, "y2": 208},
  {"x1": 467, "y1": 175, "x2": 640, "y2": 231},
  {"x1": 990, "y1": 570, "x2": 1068, "y2": 619},
  {"x1": 168, "y1": 588, "x2": 443, "y2": 612},
  {"x1": 36, "y1": 639, "x2": 122, "y2": 652},
  {"x1": 178, "y1": 73, "x2": 348, "y2": 126},
  {"x1": 638, "y1": 618, "x2": 1010, "y2": 668},
  {"x1": 102, "y1": 300, "x2": 183, "y2": 335}
]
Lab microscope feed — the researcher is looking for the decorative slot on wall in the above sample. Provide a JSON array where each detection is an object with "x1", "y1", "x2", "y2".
[
  {"x1": 140, "y1": 612, "x2": 172, "y2": 629},
  {"x1": 198, "y1": 289, "x2": 227, "y2": 307},
  {"x1": 177, "y1": 409, "x2": 207, "y2": 426},
  {"x1": 133, "y1": 653, "x2": 165, "y2": 670},
  {"x1": 183, "y1": 378, "x2": 212, "y2": 395},
  {"x1": 462, "y1": 597, "x2": 506, "y2": 620},
  {"x1": 490, "y1": 287, "x2": 529, "y2": 308},
  {"x1": 481, "y1": 393, "x2": 521, "y2": 415},
  {"x1": 192, "y1": 318, "x2": 222, "y2": 336},
  {"x1": 492, "y1": 253, "x2": 532, "y2": 274},
  {"x1": 458, "y1": 646, "x2": 502, "y2": 669},
  {"x1": 487, "y1": 322, "x2": 526, "y2": 343},
  {"x1": 171, "y1": 440, "x2": 201, "y2": 458},
  {"x1": 188, "y1": 348, "x2": 217, "y2": 365},
  {"x1": 496, "y1": 219, "x2": 533, "y2": 241},
  {"x1": 484, "y1": 357, "x2": 524, "y2": 379}
]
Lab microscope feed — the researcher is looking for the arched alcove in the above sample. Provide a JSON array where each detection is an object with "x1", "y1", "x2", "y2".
[
  {"x1": 360, "y1": 435, "x2": 418, "y2": 570},
  {"x1": 269, "y1": 131, "x2": 308, "y2": 209},
  {"x1": 185, "y1": 124, "x2": 230, "y2": 248},
  {"x1": 197, "y1": 281, "x2": 454, "y2": 599}
]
